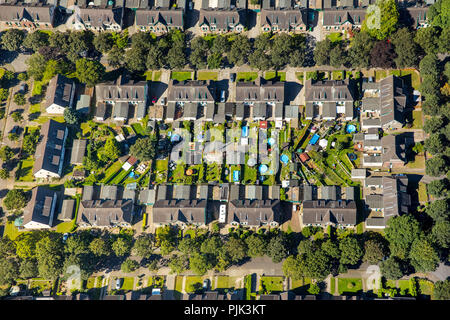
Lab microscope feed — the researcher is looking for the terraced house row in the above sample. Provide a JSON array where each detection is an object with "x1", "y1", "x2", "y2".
[{"x1": 0, "y1": 0, "x2": 434, "y2": 33}]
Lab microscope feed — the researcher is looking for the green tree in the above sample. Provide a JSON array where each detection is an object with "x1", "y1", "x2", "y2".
[
  {"x1": 314, "y1": 38, "x2": 332, "y2": 65},
  {"x1": 98, "y1": 138, "x2": 121, "y2": 162},
  {"x1": 25, "y1": 54, "x2": 47, "y2": 81},
  {"x1": 427, "y1": 179, "x2": 449, "y2": 198},
  {"x1": 424, "y1": 133, "x2": 447, "y2": 155},
  {"x1": 0, "y1": 169, "x2": 10, "y2": 180},
  {"x1": 0, "y1": 145, "x2": 14, "y2": 161},
  {"x1": 348, "y1": 31, "x2": 375, "y2": 68},
  {"x1": 132, "y1": 234, "x2": 153, "y2": 259},
  {"x1": 200, "y1": 235, "x2": 223, "y2": 256},
  {"x1": 167, "y1": 45, "x2": 186, "y2": 69},
  {"x1": 146, "y1": 46, "x2": 164, "y2": 70},
  {"x1": 321, "y1": 239, "x2": 340, "y2": 259},
  {"x1": 228, "y1": 35, "x2": 252, "y2": 66},
  {"x1": 433, "y1": 280, "x2": 450, "y2": 300},
  {"x1": 125, "y1": 47, "x2": 147, "y2": 73},
  {"x1": 211, "y1": 35, "x2": 230, "y2": 55},
  {"x1": 414, "y1": 27, "x2": 440, "y2": 54},
  {"x1": 107, "y1": 46, "x2": 125, "y2": 68},
  {"x1": 428, "y1": 0, "x2": 450, "y2": 28},
  {"x1": 19, "y1": 259, "x2": 38, "y2": 279},
  {"x1": 168, "y1": 254, "x2": 188, "y2": 274},
  {"x1": 426, "y1": 199, "x2": 449, "y2": 222},
  {"x1": 380, "y1": 256, "x2": 404, "y2": 280},
  {"x1": 207, "y1": 53, "x2": 223, "y2": 69},
  {"x1": 35, "y1": 235, "x2": 64, "y2": 280},
  {"x1": 1, "y1": 29, "x2": 25, "y2": 51},
  {"x1": 425, "y1": 155, "x2": 448, "y2": 177},
  {"x1": 308, "y1": 282, "x2": 320, "y2": 295},
  {"x1": 391, "y1": 28, "x2": 419, "y2": 68},
  {"x1": 93, "y1": 32, "x2": 114, "y2": 53},
  {"x1": 329, "y1": 44, "x2": 347, "y2": 68},
  {"x1": 304, "y1": 249, "x2": 332, "y2": 280},
  {"x1": 189, "y1": 37, "x2": 209, "y2": 69},
  {"x1": 23, "y1": 31, "x2": 49, "y2": 52},
  {"x1": 362, "y1": 0, "x2": 399, "y2": 40},
  {"x1": 189, "y1": 253, "x2": 214, "y2": 275},
  {"x1": 112, "y1": 237, "x2": 132, "y2": 257},
  {"x1": 222, "y1": 237, "x2": 247, "y2": 263},
  {"x1": 363, "y1": 239, "x2": 387, "y2": 264},
  {"x1": 339, "y1": 237, "x2": 363, "y2": 265},
  {"x1": 0, "y1": 237, "x2": 16, "y2": 257},
  {"x1": 245, "y1": 234, "x2": 267, "y2": 257},
  {"x1": 121, "y1": 259, "x2": 139, "y2": 273},
  {"x1": 3, "y1": 189, "x2": 27, "y2": 211},
  {"x1": 0, "y1": 257, "x2": 19, "y2": 285},
  {"x1": 75, "y1": 58, "x2": 105, "y2": 87},
  {"x1": 13, "y1": 94, "x2": 26, "y2": 106},
  {"x1": 266, "y1": 235, "x2": 288, "y2": 263},
  {"x1": 370, "y1": 40, "x2": 396, "y2": 68},
  {"x1": 63, "y1": 108, "x2": 79, "y2": 125},
  {"x1": 89, "y1": 238, "x2": 111, "y2": 256},
  {"x1": 22, "y1": 129, "x2": 40, "y2": 155},
  {"x1": 432, "y1": 220, "x2": 450, "y2": 249},
  {"x1": 129, "y1": 135, "x2": 157, "y2": 161},
  {"x1": 282, "y1": 255, "x2": 304, "y2": 280},
  {"x1": 424, "y1": 116, "x2": 444, "y2": 134},
  {"x1": 0, "y1": 88, "x2": 8, "y2": 101},
  {"x1": 385, "y1": 215, "x2": 421, "y2": 259},
  {"x1": 409, "y1": 237, "x2": 440, "y2": 273}
]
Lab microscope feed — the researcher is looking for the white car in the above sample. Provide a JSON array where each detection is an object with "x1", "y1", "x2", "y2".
[{"x1": 189, "y1": 1, "x2": 193, "y2": 10}]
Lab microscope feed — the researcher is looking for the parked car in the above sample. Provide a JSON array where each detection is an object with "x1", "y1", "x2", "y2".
[
  {"x1": 202, "y1": 279, "x2": 210, "y2": 290},
  {"x1": 62, "y1": 233, "x2": 69, "y2": 242},
  {"x1": 189, "y1": 1, "x2": 193, "y2": 10},
  {"x1": 115, "y1": 278, "x2": 123, "y2": 290},
  {"x1": 230, "y1": 73, "x2": 236, "y2": 82},
  {"x1": 220, "y1": 90, "x2": 226, "y2": 102},
  {"x1": 19, "y1": 83, "x2": 27, "y2": 93},
  {"x1": 160, "y1": 97, "x2": 166, "y2": 105}
]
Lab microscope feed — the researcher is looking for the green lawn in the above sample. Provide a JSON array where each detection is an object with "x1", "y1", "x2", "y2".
[
  {"x1": 16, "y1": 159, "x2": 34, "y2": 182},
  {"x1": 29, "y1": 103, "x2": 41, "y2": 113},
  {"x1": 327, "y1": 32, "x2": 342, "y2": 42},
  {"x1": 398, "y1": 280, "x2": 410, "y2": 292},
  {"x1": 418, "y1": 182, "x2": 428, "y2": 203},
  {"x1": 197, "y1": 71, "x2": 218, "y2": 80},
  {"x1": 406, "y1": 153, "x2": 425, "y2": 169},
  {"x1": 290, "y1": 277, "x2": 312, "y2": 294},
  {"x1": 295, "y1": 72, "x2": 304, "y2": 84},
  {"x1": 131, "y1": 123, "x2": 145, "y2": 135},
  {"x1": 236, "y1": 72, "x2": 258, "y2": 82},
  {"x1": 337, "y1": 278, "x2": 363, "y2": 295},
  {"x1": 174, "y1": 276, "x2": 183, "y2": 299},
  {"x1": 34, "y1": 116, "x2": 65, "y2": 124},
  {"x1": 332, "y1": 70, "x2": 345, "y2": 80},
  {"x1": 144, "y1": 71, "x2": 152, "y2": 81},
  {"x1": 121, "y1": 277, "x2": 135, "y2": 291},
  {"x1": 259, "y1": 276, "x2": 284, "y2": 294},
  {"x1": 3, "y1": 221, "x2": 25, "y2": 240},
  {"x1": 418, "y1": 279, "x2": 434, "y2": 296},
  {"x1": 185, "y1": 276, "x2": 204, "y2": 293},
  {"x1": 86, "y1": 277, "x2": 96, "y2": 289},
  {"x1": 102, "y1": 160, "x2": 125, "y2": 184},
  {"x1": 153, "y1": 71, "x2": 162, "y2": 82},
  {"x1": 171, "y1": 71, "x2": 192, "y2": 81},
  {"x1": 264, "y1": 71, "x2": 286, "y2": 82},
  {"x1": 330, "y1": 277, "x2": 336, "y2": 294},
  {"x1": 214, "y1": 276, "x2": 231, "y2": 290},
  {"x1": 412, "y1": 110, "x2": 423, "y2": 129}
]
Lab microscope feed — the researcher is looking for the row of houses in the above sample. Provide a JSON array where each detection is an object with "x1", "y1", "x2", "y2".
[{"x1": 0, "y1": 0, "x2": 432, "y2": 33}]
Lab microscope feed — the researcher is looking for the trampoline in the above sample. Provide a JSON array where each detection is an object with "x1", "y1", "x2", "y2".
[
  {"x1": 309, "y1": 134, "x2": 320, "y2": 145},
  {"x1": 247, "y1": 158, "x2": 257, "y2": 167},
  {"x1": 348, "y1": 153, "x2": 357, "y2": 161},
  {"x1": 268, "y1": 137, "x2": 276, "y2": 146},
  {"x1": 170, "y1": 134, "x2": 181, "y2": 142},
  {"x1": 346, "y1": 124, "x2": 357, "y2": 134},
  {"x1": 280, "y1": 154, "x2": 289, "y2": 164},
  {"x1": 242, "y1": 126, "x2": 249, "y2": 137},
  {"x1": 259, "y1": 164, "x2": 269, "y2": 174},
  {"x1": 233, "y1": 170, "x2": 240, "y2": 182}
]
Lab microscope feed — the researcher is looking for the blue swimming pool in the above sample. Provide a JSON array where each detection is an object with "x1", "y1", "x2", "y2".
[
  {"x1": 346, "y1": 124, "x2": 357, "y2": 134},
  {"x1": 309, "y1": 134, "x2": 320, "y2": 145}
]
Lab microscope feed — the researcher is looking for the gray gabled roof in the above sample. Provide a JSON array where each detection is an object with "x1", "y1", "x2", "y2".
[
  {"x1": 322, "y1": 8, "x2": 366, "y2": 27},
  {"x1": 23, "y1": 186, "x2": 57, "y2": 227},
  {"x1": 261, "y1": 9, "x2": 307, "y2": 30},
  {"x1": 77, "y1": 199, "x2": 134, "y2": 227},
  {"x1": 78, "y1": 7, "x2": 123, "y2": 28},
  {"x1": 304, "y1": 78, "x2": 355, "y2": 103},
  {"x1": 70, "y1": 139, "x2": 88, "y2": 165},
  {"x1": 302, "y1": 200, "x2": 357, "y2": 225},
  {"x1": 96, "y1": 75, "x2": 147, "y2": 104},
  {"x1": 152, "y1": 199, "x2": 207, "y2": 224},
  {"x1": 168, "y1": 80, "x2": 215, "y2": 103},
  {"x1": 199, "y1": 8, "x2": 246, "y2": 29},
  {"x1": 235, "y1": 78, "x2": 285, "y2": 103},
  {"x1": 59, "y1": 199, "x2": 75, "y2": 221},
  {"x1": 227, "y1": 199, "x2": 281, "y2": 227},
  {"x1": 33, "y1": 120, "x2": 67, "y2": 176},
  {"x1": 0, "y1": 4, "x2": 54, "y2": 25},
  {"x1": 135, "y1": 8, "x2": 184, "y2": 28},
  {"x1": 45, "y1": 74, "x2": 74, "y2": 109}
]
